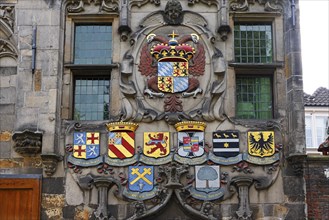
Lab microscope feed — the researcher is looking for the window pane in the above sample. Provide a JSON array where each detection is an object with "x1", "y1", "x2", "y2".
[
  {"x1": 316, "y1": 116, "x2": 329, "y2": 146},
  {"x1": 74, "y1": 25, "x2": 112, "y2": 64},
  {"x1": 236, "y1": 75, "x2": 272, "y2": 119},
  {"x1": 74, "y1": 76, "x2": 110, "y2": 120},
  {"x1": 234, "y1": 23, "x2": 273, "y2": 63}
]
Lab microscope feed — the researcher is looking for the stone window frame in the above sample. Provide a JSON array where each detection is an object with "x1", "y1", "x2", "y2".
[
  {"x1": 228, "y1": 13, "x2": 283, "y2": 120},
  {"x1": 61, "y1": 15, "x2": 120, "y2": 120}
]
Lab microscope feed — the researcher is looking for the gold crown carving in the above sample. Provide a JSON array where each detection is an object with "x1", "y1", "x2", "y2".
[
  {"x1": 106, "y1": 122, "x2": 139, "y2": 132},
  {"x1": 174, "y1": 121, "x2": 206, "y2": 132},
  {"x1": 148, "y1": 31, "x2": 198, "y2": 61}
]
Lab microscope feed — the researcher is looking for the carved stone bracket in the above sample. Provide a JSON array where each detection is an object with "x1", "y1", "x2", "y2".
[
  {"x1": 118, "y1": 0, "x2": 131, "y2": 41},
  {"x1": 218, "y1": 0, "x2": 231, "y2": 41},
  {"x1": 231, "y1": 176, "x2": 253, "y2": 220},
  {"x1": 218, "y1": 25, "x2": 231, "y2": 41},
  {"x1": 41, "y1": 153, "x2": 63, "y2": 176},
  {"x1": 287, "y1": 153, "x2": 306, "y2": 176},
  {"x1": 93, "y1": 177, "x2": 117, "y2": 220},
  {"x1": 12, "y1": 130, "x2": 43, "y2": 155}
]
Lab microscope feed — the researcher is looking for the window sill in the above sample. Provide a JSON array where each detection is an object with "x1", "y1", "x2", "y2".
[
  {"x1": 229, "y1": 62, "x2": 283, "y2": 69},
  {"x1": 64, "y1": 64, "x2": 119, "y2": 70}
]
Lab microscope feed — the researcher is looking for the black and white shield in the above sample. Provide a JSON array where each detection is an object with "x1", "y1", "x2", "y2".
[{"x1": 213, "y1": 131, "x2": 240, "y2": 158}]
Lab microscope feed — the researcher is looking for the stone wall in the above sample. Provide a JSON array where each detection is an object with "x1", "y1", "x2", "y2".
[{"x1": 305, "y1": 156, "x2": 329, "y2": 220}]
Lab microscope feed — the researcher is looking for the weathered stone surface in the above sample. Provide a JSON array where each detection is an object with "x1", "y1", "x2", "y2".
[
  {"x1": 0, "y1": 159, "x2": 23, "y2": 168},
  {"x1": 0, "y1": 75, "x2": 16, "y2": 87},
  {"x1": 65, "y1": 172, "x2": 84, "y2": 206},
  {"x1": 23, "y1": 156, "x2": 43, "y2": 168},
  {"x1": 0, "y1": 67, "x2": 17, "y2": 75},
  {"x1": 74, "y1": 205, "x2": 94, "y2": 220},
  {"x1": 0, "y1": 131, "x2": 11, "y2": 141},
  {"x1": 42, "y1": 177, "x2": 65, "y2": 194},
  {"x1": 0, "y1": 87, "x2": 16, "y2": 104},
  {"x1": 0, "y1": 142, "x2": 11, "y2": 158},
  {"x1": 42, "y1": 193, "x2": 65, "y2": 209}
]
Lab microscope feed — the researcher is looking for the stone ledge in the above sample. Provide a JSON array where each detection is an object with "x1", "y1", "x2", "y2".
[{"x1": 306, "y1": 155, "x2": 329, "y2": 162}]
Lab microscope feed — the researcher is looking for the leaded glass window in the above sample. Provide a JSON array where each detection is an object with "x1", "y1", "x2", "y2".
[
  {"x1": 234, "y1": 24, "x2": 273, "y2": 63},
  {"x1": 74, "y1": 25, "x2": 112, "y2": 64},
  {"x1": 236, "y1": 75, "x2": 273, "y2": 119},
  {"x1": 74, "y1": 76, "x2": 110, "y2": 120}
]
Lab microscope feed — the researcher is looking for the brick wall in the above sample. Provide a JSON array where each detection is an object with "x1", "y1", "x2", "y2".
[{"x1": 305, "y1": 156, "x2": 329, "y2": 220}]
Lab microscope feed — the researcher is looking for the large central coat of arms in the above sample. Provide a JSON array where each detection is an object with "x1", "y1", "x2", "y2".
[{"x1": 139, "y1": 31, "x2": 205, "y2": 98}]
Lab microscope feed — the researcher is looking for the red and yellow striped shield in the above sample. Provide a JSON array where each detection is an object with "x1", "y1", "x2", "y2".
[{"x1": 108, "y1": 132, "x2": 135, "y2": 159}]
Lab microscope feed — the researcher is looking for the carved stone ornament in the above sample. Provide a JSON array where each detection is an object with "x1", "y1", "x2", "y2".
[
  {"x1": 93, "y1": 177, "x2": 118, "y2": 220},
  {"x1": 231, "y1": 176, "x2": 253, "y2": 220},
  {"x1": 66, "y1": 0, "x2": 119, "y2": 14},
  {"x1": 118, "y1": 0, "x2": 131, "y2": 41},
  {"x1": 41, "y1": 153, "x2": 63, "y2": 176},
  {"x1": 0, "y1": 38, "x2": 17, "y2": 59},
  {"x1": 0, "y1": 5, "x2": 14, "y2": 30},
  {"x1": 129, "y1": 0, "x2": 160, "y2": 8},
  {"x1": 64, "y1": 121, "x2": 280, "y2": 220},
  {"x1": 12, "y1": 130, "x2": 43, "y2": 155},
  {"x1": 118, "y1": 6, "x2": 227, "y2": 124},
  {"x1": 0, "y1": 5, "x2": 17, "y2": 59},
  {"x1": 230, "y1": 0, "x2": 282, "y2": 12}
]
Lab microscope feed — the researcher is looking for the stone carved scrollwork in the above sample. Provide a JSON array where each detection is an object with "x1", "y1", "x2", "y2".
[
  {"x1": 41, "y1": 153, "x2": 63, "y2": 176},
  {"x1": 230, "y1": 0, "x2": 282, "y2": 12},
  {"x1": 66, "y1": 0, "x2": 119, "y2": 13},
  {"x1": 187, "y1": 0, "x2": 219, "y2": 7},
  {"x1": 100, "y1": 0, "x2": 119, "y2": 12},
  {"x1": 67, "y1": 0, "x2": 85, "y2": 13},
  {"x1": 12, "y1": 130, "x2": 43, "y2": 155},
  {"x1": 129, "y1": 0, "x2": 160, "y2": 9}
]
